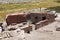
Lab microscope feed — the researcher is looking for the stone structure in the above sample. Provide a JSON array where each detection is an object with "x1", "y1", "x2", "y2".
[
  {"x1": 6, "y1": 9, "x2": 57, "y2": 33},
  {"x1": 6, "y1": 12, "x2": 26, "y2": 26},
  {"x1": 26, "y1": 12, "x2": 55, "y2": 30}
]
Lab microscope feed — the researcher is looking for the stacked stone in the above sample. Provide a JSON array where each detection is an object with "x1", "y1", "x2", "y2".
[{"x1": 35, "y1": 13, "x2": 55, "y2": 30}]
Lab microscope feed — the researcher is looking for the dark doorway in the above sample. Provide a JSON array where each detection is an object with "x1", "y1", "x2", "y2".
[
  {"x1": 32, "y1": 16, "x2": 38, "y2": 24},
  {"x1": 27, "y1": 31, "x2": 30, "y2": 34},
  {"x1": 42, "y1": 16, "x2": 46, "y2": 20},
  {"x1": 35, "y1": 16, "x2": 38, "y2": 19}
]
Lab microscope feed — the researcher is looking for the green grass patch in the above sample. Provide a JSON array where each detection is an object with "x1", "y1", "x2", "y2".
[{"x1": 0, "y1": 0, "x2": 60, "y2": 22}]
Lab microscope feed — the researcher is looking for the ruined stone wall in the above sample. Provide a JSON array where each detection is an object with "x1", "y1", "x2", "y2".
[
  {"x1": 6, "y1": 14, "x2": 26, "y2": 25},
  {"x1": 19, "y1": 13, "x2": 55, "y2": 33},
  {"x1": 30, "y1": 13, "x2": 43, "y2": 23},
  {"x1": 21, "y1": 26, "x2": 32, "y2": 33},
  {"x1": 6, "y1": 12, "x2": 55, "y2": 33},
  {"x1": 35, "y1": 14, "x2": 55, "y2": 30}
]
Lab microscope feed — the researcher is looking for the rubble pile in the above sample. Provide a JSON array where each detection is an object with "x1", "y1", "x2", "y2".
[
  {"x1": 0, "y1": 23, "x2": 26, "y2": 40},
  {"x1": 0, "y1": 22, "x2": 35, "y2": 40}
]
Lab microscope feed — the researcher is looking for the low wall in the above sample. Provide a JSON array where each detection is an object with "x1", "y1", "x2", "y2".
[
  {"x1": 21, "y1": 26, "x2": 32, "y2": 33},
  {"x1": 35, "y1": 19, "x2": 54, "y2": 30}
]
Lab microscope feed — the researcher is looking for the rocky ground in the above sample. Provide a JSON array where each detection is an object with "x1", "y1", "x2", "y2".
[
  {"x1": 3, "y1": 21, "x2": 60, "y2": 40},
  {"x1": 2, "y1": 13, "x2": 60, "y2": 40},
  {"x1": 25, "y1": 21, "x2": 60, "y2": 40}
]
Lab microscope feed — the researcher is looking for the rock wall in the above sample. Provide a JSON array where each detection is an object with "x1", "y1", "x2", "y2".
[{"x1": 35, "y1": 14, "x2": 55, "y2": 30}]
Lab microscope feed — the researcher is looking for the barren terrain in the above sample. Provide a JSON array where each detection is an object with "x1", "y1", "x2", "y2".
[{"x1": 3, "y1": 13, "x2": 60, "y2": 40}]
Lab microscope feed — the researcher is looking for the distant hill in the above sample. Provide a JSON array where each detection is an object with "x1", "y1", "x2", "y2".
[{"x1": 0, "y1": 0, "x2": 48, "y2": 3}]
